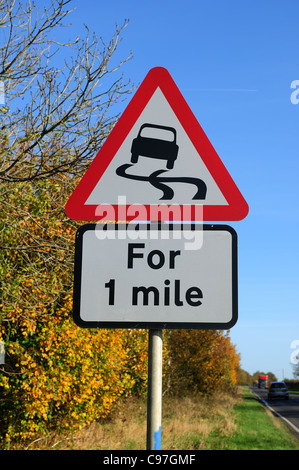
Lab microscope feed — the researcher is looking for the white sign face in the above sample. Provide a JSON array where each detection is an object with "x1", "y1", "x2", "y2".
[{"x1": 73, "y1": 224, "x2": 237, "y2": 329}]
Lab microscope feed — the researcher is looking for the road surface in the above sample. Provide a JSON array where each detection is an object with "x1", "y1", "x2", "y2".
[{"x1": 250, "y1": 387, "x2": 299, "y2": 439}]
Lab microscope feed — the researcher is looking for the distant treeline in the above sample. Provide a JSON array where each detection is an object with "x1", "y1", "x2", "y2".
[{"x1": 284, "y1": 380, "x2": 299, "y2": 391}]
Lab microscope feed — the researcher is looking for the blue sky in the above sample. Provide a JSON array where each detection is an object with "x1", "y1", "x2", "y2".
[{"x1": 51, "y1": 0, "x2": 299, "y2": 380}]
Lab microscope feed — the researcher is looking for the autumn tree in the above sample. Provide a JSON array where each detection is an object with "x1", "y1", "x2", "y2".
[
  {"x1": 164, "y1": 330, "x2": 241, "y2": 395},
  {"x1": 237, "y1": 368, "x2": 252, "y2": 386},
  {"x1": 0, "y1": 0, "x2": 139, "y2": 445}
]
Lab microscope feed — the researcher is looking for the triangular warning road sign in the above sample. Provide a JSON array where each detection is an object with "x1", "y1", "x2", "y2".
[{"x1": 65, "y1": 67, "x2": 249, "y2": 221}]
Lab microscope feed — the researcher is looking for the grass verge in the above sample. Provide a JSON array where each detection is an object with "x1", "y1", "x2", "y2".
[
  {"x1": 24, "y1": 387, "x2": 299, "y2": 450},
  {"x1": 204, "y1": 387, "x2": 299, "y2": 450}
]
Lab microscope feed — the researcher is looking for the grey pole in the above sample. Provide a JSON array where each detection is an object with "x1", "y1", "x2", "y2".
[{"x1": 146, "y1": 328, "x2": 163, "y2": 450}]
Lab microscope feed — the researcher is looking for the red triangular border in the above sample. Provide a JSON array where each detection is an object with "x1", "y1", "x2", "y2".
[{"x1": 65, "y1": 67, "x2": 249, "y2": 221}]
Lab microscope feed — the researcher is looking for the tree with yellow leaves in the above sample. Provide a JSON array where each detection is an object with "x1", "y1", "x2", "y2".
[
  {"x1": 0, "y1": 0, "x2": 139, "y2": 445},
  {"x1": 164, "y1": 329, "x2": 240, "y2": 395}
]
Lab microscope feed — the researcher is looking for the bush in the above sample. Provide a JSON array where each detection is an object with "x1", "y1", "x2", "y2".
[{"x1": 0, "y1": 295, "x2": 149, "y2": 444}]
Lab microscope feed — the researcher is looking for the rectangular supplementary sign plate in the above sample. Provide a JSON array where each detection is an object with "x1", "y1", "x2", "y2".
[{"x1": 73, "y1": 223, "x2": 238, "y2": 329}]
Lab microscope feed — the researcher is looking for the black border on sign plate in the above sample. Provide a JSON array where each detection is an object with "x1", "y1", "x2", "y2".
[{"x1": 72, "y1": 223, "x2": 238, "y2": 330}]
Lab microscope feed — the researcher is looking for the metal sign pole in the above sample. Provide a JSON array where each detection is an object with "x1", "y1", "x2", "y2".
[{"x1": 146, "y1": 328, "x2": 163, "y2": 450}]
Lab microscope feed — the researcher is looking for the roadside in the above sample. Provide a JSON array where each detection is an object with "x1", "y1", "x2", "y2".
[
  {"x1": 224, "y1": 387, "x2": 299, "y2": 450},
  {"x1": 251, "y1": 387, "x2": 299, "y2": 441},
  {"x1": 22, "y1": 387, "x2": 299, "y2": 450}
]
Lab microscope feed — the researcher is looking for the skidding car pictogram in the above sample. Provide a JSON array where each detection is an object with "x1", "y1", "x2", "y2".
[{"x1": 130, "y1": 123, "x2": 179, "y2": 169}]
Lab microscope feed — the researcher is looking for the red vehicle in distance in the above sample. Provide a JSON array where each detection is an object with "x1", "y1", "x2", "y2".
[{"x1": 258, "y1": 375, "x2": 268, "y2": 389}]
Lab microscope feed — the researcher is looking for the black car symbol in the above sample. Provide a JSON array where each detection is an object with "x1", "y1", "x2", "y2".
[{"x1": 130, "y1": 123, "x2": 179, "y2": 170}]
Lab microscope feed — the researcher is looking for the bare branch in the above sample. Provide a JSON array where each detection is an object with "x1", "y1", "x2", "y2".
[{"x1": 0, "y1": 0, "x2": 133, "y2": 182}]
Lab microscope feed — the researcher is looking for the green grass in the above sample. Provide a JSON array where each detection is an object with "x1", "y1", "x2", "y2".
[{"x1": 202, "y1": 387, "x2": 299, "y2": 450}]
